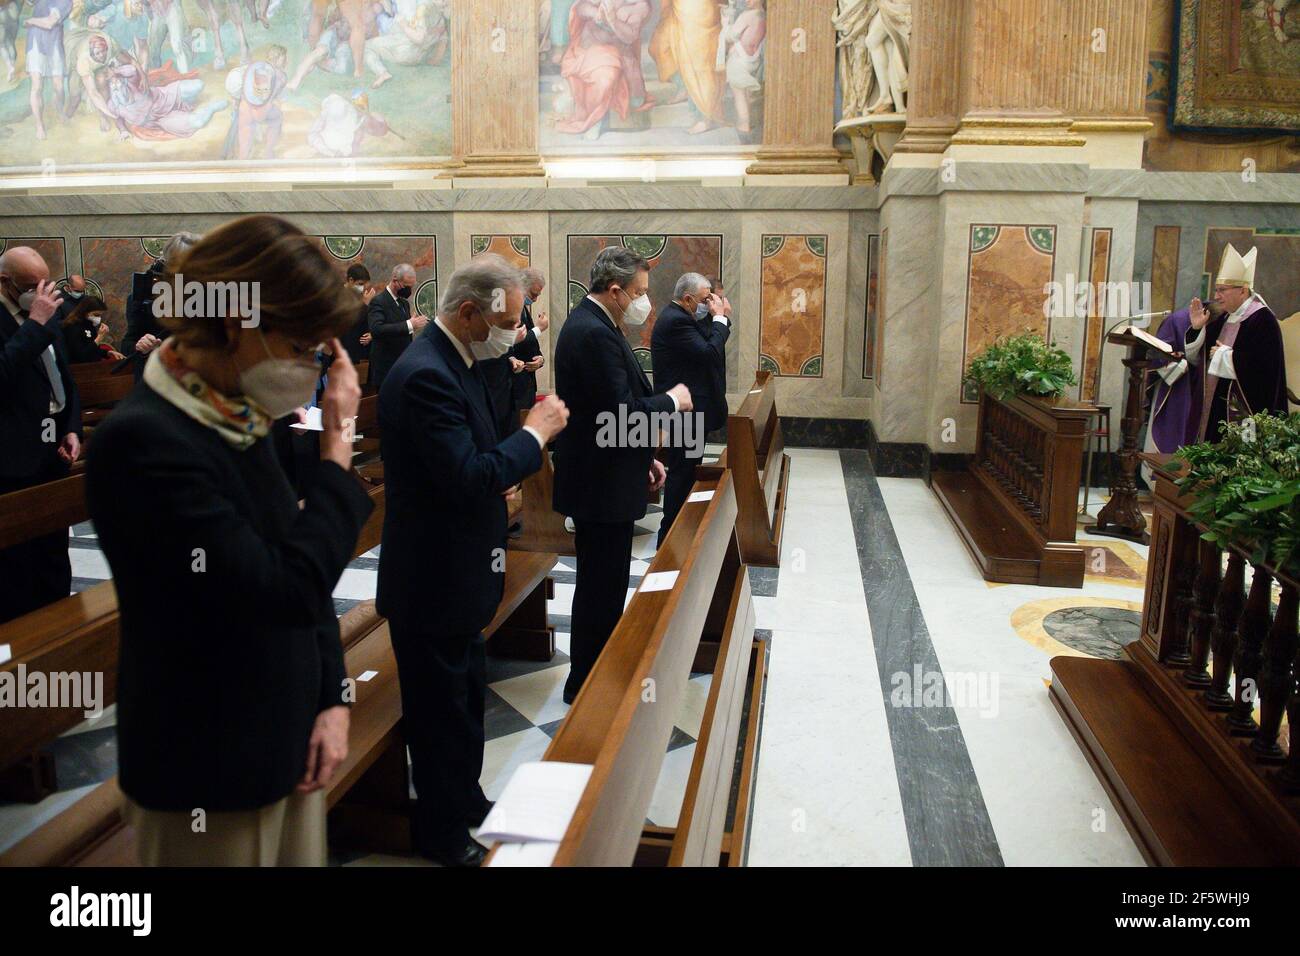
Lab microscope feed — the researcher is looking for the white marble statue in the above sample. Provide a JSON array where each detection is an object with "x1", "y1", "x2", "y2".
[{"x1": 834, "y1": 0, "x2": 912, "y2": 118}]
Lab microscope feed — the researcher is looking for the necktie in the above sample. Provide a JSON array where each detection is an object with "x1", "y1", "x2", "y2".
[{"x1": 19, "y1": 310, "x2": 66, "y2": 413}]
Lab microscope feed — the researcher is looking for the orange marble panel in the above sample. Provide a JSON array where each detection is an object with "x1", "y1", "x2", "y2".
[
  {"x1": 1150, "y1": 225, "x2": 1182, "y2": 323},
  {"x1": 962, "y1": 225, "x2": 1058, "y2": 403},
  {"x1": 759, "y1": 235, "x2": 827, "y2": 378},
  {"x1": 1081, "y1": 228, "x2": 1113, "y2": 403},
  {"x1": 471, "y1": 235, "x2": 532, "y2": 270}
]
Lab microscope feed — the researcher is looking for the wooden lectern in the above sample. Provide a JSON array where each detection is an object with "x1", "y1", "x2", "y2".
[{"x1": 1085, "y1": 328, "x2": 1159, "y2": 544}]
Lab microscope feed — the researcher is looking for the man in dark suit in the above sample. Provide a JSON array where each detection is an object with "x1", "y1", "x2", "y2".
[
  {"x1": 122, "y1": 233, "x2": 201, "y2": 381},
  {"x1": 650, "y1": 272, "x2": 732, "y2": 548},
  {"x1": 0, "y1": 247, "x2": 83, "y2": 624},
  {"x1": 553, "y1": 247, "x2": 693, "y2": 704},
  {"x1": 377, "y1": 254, "x2": 569, "y2": 868},
  {"x1": 338, "y1": 264, "x2": 374, "y2": 374},
  {"x1": 508, "y1": 267, "x2": 550, "y2": 412},
  {"x1": 367, "y1": 263, "x2": 429, "y2": 393},
  {"x1": 52, "y1": 274, "x2": 86, "y2": 325}
]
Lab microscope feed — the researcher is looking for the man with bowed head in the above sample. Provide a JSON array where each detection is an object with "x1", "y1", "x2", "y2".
[
  {"x1": 552, "y1": 245, "x2": 693, "y2": 705},
  {"x1": 377, "y1": 254, "x2": 569, "y2": 868}
]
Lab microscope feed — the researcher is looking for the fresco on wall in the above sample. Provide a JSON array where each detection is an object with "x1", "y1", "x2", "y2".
[
  {"x1": 471, "y1": 234, "x2": 531, "y2": 270},
  {"x1": 759, "y1": 234, "x2": 826, "y2": 379},
  {"x1": 961, "y1": 224, "x2": 1057, "y2": 403},
  {"x1": 539, "y1": 0, "x2": 766, "y2": 154},
  {"x1": 0, "y1": 0, "x2": 452, "y2": 175},
  {"x1": 1201, "y1": 227, "x2": 1300, "y2": 321},
  {"x1": 79, "y1": 232, "x2": 437, "y2": 342},
  {"x1": 1173, "y1": 0, "x2": 1300, "y2": 133},
  {"x1": 566, "y1": 233, "x2": 722, "y2": 371}
]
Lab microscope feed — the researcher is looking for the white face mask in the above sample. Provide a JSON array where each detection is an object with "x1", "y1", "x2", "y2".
[
  {"x1": 237, "y1": 331, "x2": 320, "y2": 420},
  {"x1": 469, "y1": 319, "x2": 518, "y2": 361},
  {"x1": 352, "y1": 283, "x2": 365, "y2": 294},
  {"x1": 66, "y1": 290, "x2": 84, "y2": 300},
  {"x1": 619, "y1": 290, "x2": 651, "y2": 327},
  {"x1": 88, "y1": 315, "x2": 102, "y2": 326}
]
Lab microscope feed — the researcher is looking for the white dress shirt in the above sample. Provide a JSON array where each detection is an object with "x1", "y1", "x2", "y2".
[{"x1": 434, "y1": 317, "x2": 545, "y2": 452}]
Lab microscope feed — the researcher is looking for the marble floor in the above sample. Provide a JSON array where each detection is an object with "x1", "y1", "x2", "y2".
[{"x1": 0, "y1": 444, "x2": 1150, "y2": 866}]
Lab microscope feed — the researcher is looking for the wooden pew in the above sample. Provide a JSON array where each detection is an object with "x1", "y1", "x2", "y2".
[
  {"x1": 486, "y1": 468, "x2": 765, "y2": 867},
  {"x1": 70, "y1": 362, "x2": 135, "y2": 433},
  {"x1": 716, "y1": 371, "x2": 790, "y2": 568},
  {"x1": 508, "y1": 409, "x2": 575, "y2": 557}
]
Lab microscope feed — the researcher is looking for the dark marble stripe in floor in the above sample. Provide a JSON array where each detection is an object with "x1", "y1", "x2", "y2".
[{"x1": 839, "y1": 449, "x2": 1003, "y2": 867}]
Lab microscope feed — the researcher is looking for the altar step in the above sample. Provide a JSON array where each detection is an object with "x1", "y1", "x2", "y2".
[
  {"x1": 930, "y1": 468, "x2": 1050, "y2": 586},
  {"x1": 1050, "y1": 654, "x2": 1300, "y2": 865}
]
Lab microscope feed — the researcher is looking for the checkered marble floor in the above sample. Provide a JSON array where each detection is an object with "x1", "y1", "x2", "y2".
[{"x1": 0, "y1": 446, "x2": 751, "y2": 863}]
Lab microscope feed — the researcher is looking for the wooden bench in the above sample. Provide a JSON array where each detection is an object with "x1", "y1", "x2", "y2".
[
  {"x1": 486, "y1": 468, "x2": 766, "y2": 867},
  {"x1": 70, "y1": 362, "x2": 135, "y2": 433},
  {"x1": 508, "y1": 409, "x2": 575, "y2": 557},
  {"x1": 716, "y1": 371, "x2": 790, "y2": 568}
]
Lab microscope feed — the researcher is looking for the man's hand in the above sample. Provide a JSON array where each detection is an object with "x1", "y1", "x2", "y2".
[
  {"x1": 27, "y1": 280, "x2": 62, "y2": 325},
  {"x1": 410, "y1": 314, "x2": 430, "y2": 332},
  {"x1": 320, "y1": 338, "x2": 361, "y2": 470},
  {"x1": 524, "y1": 394, "x2": 569, "y2": 443},
  {"x1": 648, "y1": 458, "x2": 666, "y2": 493},
  {"x1": 359, "y1": 331, "x2": 372, "y2": 347},
  {"x1": 509, "y1": 357, "x2": 526, "y2": 373},
  {"x1": 1189, "y1": 297, "x2": 1210, "y2": 330},
  {"x1": 135, "y1": 332, "x2": 161, "y2": 354},
  {"x1": 667, "y1": 383, "x2": 693, "y2": 412},
  {"x1": 534, "y1": 310, "x2": 550, "y2": 333},
  {"x1": 298, "y1": 705, "x2": 349, "y2": 793},
  {"x1": 523, "y1": 356, "x2": 544, "y2": 372},
  {"x1": 57, "y1": 432, "x2": 81, "y2": 464}
]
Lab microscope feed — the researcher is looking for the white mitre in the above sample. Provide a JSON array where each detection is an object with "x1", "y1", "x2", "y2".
[{"x1": 1216, "y1": 243, "x2": 1258, "y2": 288}]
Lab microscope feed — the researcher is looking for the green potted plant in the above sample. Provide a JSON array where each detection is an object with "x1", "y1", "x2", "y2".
[
  {"x1": 1172, "y1": 412, "x2": 1300, "y2": 575},
  {"x1": 963, "y1": 332, "x2": 1078, "y2": 402}
]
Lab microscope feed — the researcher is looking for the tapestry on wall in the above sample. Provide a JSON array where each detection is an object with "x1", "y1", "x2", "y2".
[
  {"x1": 0, "y1": 0, "x2": 452, "y2": 176},
  {"x1": 539, "y1": 0, "x2": 766, "y2": 154},
  {"x1": 1172, "y1": 0, "x2": 1300, "y2": 134}
]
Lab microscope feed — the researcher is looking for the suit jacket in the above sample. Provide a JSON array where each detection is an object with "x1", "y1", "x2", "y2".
[
  {"x1": 650, "y1": 301, "x2": 730, "y2": 433},
  {"x1": 376, "y1": 323, "x2": 542, "y2": 633},
  {"x1": 553, "y1": 297, "x2": 675, "y2": 523},
  {"x1": 0, "y1": 300, "x2": 82, "y2": 481},
  {"x1": 122, "y1": 265, "x2": 167, "y2": 381},
  {"x1": 366, "y1": 288, "x2": 413, "y2": 392},
  {"x1": 510, "y1": 300, "x2": 543, "y2": 409},
  {"x1": 85, "y1": 383, "x2": 374, "y2": 811},
  {"x1": 61, "y1": 317, "x2": 108, "y2": 365}
]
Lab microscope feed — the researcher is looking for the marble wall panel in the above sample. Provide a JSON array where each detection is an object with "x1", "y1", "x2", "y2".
[
  {"x1": 758, "y1": 234, "x2": 827, "y2": 378},
  {"x1": 0, "y1": 238, "x2": 68, "y2": 281},
  {"x1": 1079, "y1": 227, "x2": 1113, "y2": 404},
  {"x1": 1150, "y1": 224, "x2": 1182, "y2": 315},
  {"x1": 960, "y1": 224, "x2": 1058, "y2": 403},
  {"x1": 470, "y1": 235, "x2": 533, "y2": 270}
]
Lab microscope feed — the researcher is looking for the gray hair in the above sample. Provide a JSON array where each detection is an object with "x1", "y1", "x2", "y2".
[
  {"x1": 162, "y1": 232, "x2": 200, "y2": 268},
  {"x1": 590, "y1": 246, "x2": 648, "y2": 294},
  {"x1": 522, "y1": 267, "x2": 546, "y2": 289},
  {"x1": 439, "y1": 253, "x2": 524, "y2": 318},
  {"x1": 673, "y1": 272, "x2": 710, "y2": 302},
  {"x1": 391, "y1": 263, "x2": 416, "y2": 282}
]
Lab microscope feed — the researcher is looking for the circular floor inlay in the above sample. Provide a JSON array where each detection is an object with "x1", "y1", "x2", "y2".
[{"x1": 1041, "y1": 606, "x2": 1141, "y2": 660}]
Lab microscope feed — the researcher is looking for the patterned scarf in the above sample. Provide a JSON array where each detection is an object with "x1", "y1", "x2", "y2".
[{"x1": 143, "y1": 343, "x2": 272, "y2": 450}]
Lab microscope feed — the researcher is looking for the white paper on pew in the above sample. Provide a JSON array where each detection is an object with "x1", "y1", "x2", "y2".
[
  {"x1": 476, "y1": 761, "x2": 593, "y2": 844},
  {"x1": 748, "y1": 388, "x2": 762, "y2": 394},
  {"x1": 639, "y1": 570, "x2": 680, "y2": 593},
  {"x1": 0, "y1": 644, "x2": 10, "y2": 665},
  {"x1": 356, "y1": 670, "x2": 378, "y2": 683},
  {"x1": 487, "y1": 841, "x2": 561, "y2": 867},
  {"x1": 289, "y1": 406, "x2": 323, "y2": 432},
  {"x1": 687, "y1": 490, "x2": 715, "y2": 503}
]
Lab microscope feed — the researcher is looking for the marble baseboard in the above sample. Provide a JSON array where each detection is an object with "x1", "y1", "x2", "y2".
[
  {"x1": 779, "y1": 416, "x2": 871, "y2": 450},
  {"x1": 866, "y1": 419, "x2": 928, "y2": 479}
]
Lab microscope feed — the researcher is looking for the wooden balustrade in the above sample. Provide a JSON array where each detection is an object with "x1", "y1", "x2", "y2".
[
  {"x1": 1050, "y1": 452, "x2": 1300, "y2": 864},
  {"x1": 932, "y1": 389, "x2": 1092, "y2": 588}
]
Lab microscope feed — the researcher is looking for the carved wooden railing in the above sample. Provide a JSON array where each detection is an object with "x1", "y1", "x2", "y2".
[
  {"x1": 1050, "y1": 452, "x2": 1300, "y2": 864},
  {"x1": 932, "y1": 390, "x2": 1091, "y2": 588},
  {"x1": 1142, "y1": 456, "x2": 1300, "y2": 792}
]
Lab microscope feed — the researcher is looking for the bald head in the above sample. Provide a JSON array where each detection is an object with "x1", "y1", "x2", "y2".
[{"x1": 0, "y1": 246, "x2": 51, "y2": 287}]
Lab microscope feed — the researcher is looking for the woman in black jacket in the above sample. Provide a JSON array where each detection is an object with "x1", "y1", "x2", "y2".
[
  {"x1": 86, "y1": 214, "x2": 374, "y2": 866},
  {"x1": 59, "y1": 296, "x2": 123, "y2": 364}
]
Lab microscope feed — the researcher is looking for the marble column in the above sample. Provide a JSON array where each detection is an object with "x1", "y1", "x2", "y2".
[
  {"x1": 747, "y1": 0, "x2": 846, "y2": 178},
  {"x1": 1065, "y1": 0, "x2": 1154, "y2": 168},
  {"x1": 450, "y1": 0, "x2": 544, "y2": 179},
  {"x1": 893, "y1": 0, "x2": 963, "y2": 156}
]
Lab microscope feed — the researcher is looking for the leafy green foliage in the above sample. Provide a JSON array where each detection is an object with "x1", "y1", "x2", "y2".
[
  {"x1": 963, "y1": 333, "x2": 1078, "y2": 401},
  {"x1": 1171, "y1": 412, "x2": 1300, "y2": 575}
]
